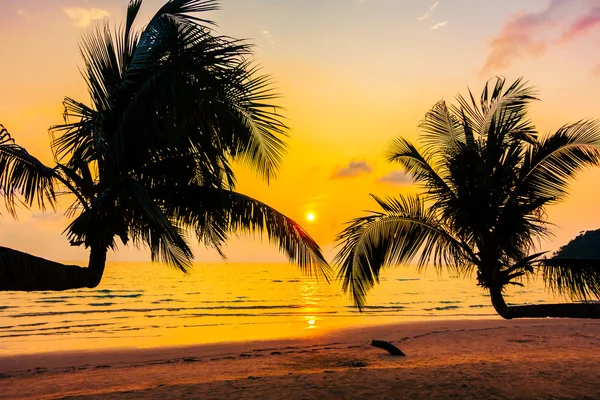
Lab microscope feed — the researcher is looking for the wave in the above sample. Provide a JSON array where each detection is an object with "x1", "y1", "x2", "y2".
[
  {"x1": 36, "y1": 299, "x2": 68, "y2": 303},
  {"x1": 7, "y1": 304, "x2": 309, "y2": 318},
  {"x1": 424, "y1": 305, "x2": 461, "y2": 311},
  {"x1": 0, "y1": 322, "x2": 48, "y2": 330},
  {"x1": 42, "y1": 293, "x2": 143, "y2": 300},
  {"x1": 344, "y1": 305, "x2": 406, "y2": 310}
]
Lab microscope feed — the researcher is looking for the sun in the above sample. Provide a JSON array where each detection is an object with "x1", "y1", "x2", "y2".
[{"x1": 306, "y1": 212, "x2": 316, "y2": 222}]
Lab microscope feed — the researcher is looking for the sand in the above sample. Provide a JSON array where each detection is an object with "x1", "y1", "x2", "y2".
[{"x1": 1, "y1": 318, "x2": 600, "y2": 399}]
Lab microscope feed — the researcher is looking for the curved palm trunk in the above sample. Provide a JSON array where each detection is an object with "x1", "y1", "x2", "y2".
[
  {"x1": 489, "y1": 285, "x2": 600, "y2": 319},
  {"x1": 0, "y1": 245, "x2": 107, "y2": 291}
]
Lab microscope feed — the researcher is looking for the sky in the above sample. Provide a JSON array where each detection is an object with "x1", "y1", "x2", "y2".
[{"x1": 1, "y1": 0, "x2": 600, "y2": 265}]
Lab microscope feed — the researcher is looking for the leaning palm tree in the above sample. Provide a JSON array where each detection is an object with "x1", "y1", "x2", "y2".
[
  {"x1": 335, "y1": 77, "x2": 600, "y2": 319},
  {"x1": 0, "y1": 0, "x2": 329, "y2": 291}
]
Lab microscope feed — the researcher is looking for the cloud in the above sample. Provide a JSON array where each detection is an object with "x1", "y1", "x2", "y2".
[
  {"x1": 63, "y1": 7, "x2": 110, "y2": 28},
  {"x1": 481, "y1": 0, "x2": 568, "y2": 73},
  {"x1": 430, "y1": 20, "x2": 448, "y2": 30},
  {"x1": 262, "y1": 29, "x2": 275, "y2": 44},
  {"x1": 17, "y1": 9, "x2": 30, "y2": 18},
  {"x1": 378, "y1": 171, "x2": 413, "y2": 185},
  {"x1": 418, "y1": 0, "x2": 440, "y2": 20},
  {"x1": 593, "y1": 64, "x2": 600, "y2": 76},
  {"x1": 559, "y1": 6, "x2": 600, "y2": 43},
  {"x1": 332, "y1": 161, "x2": 372, "y2": 179}
]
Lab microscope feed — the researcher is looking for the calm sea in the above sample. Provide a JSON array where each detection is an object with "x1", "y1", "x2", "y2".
[{"x1": 0, "y1": 261, "x2": 559, "y2": 355}]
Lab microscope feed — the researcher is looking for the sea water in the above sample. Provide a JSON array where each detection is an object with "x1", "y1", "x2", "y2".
[{"x1": 0, "y1": 261, "x2": 559, "y2": 355}]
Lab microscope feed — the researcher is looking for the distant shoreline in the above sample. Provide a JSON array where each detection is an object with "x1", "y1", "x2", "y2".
[{"x1": 3, "y1": 318, "x2": 600, "y2": 399}]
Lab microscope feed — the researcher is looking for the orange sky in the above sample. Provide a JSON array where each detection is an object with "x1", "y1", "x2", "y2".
[{"x1": 1, "y1": 0, "x2": 600, "y2": 263}]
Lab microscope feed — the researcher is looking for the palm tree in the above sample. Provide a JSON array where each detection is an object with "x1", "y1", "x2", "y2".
[
  {"x1": 0, "y1": 0, "x2": 330, "y2": 291},
  {"x1": 335, "y1": 77, "x2": 600, "y2": 319}
]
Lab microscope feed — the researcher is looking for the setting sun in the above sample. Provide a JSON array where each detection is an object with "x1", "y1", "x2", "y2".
[{"x1": 306, "y1": 212, "x2": 316, "y2": 222}]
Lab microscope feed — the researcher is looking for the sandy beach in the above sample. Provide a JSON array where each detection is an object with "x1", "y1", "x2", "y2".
[{"x1": 1, "y1": 318, "x2": 599, "y2": 399}]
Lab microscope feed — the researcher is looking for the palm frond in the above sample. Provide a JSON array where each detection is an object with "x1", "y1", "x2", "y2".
[
  {"x1": 519, "y1": 120, "x2": 600, "y2": 202},
  {"x1": 159, "y1": 186, "x2": 331, "y2": 280},
  {"x1": 153, "y1": 0, "x2": 219, "y2": 25},
  {"x1": 99, "y1": 14, "x2": 288, "y2": 181},
  {"x1": 418, "y1": 100, "x2": 465, "y2": 154},
  {"x1": 452, "y1": 77, "x2": 538, "y2": 144},
  {"x1": 334, "y1": 194, "x2": 471, "y2": 310},
  {"x1": 0, "y1": 126, "x2": 57, "y2": 217},
  {"x1": 226, "y1": 64, "x2": 288, "y2": 182},
  {"x1": 127, "y1": 181, "x2": 194, "y2": 271},
  {"x1": 386, "y1": 137, "x2": 453, "y2": 200},
  {"x1": 120, "y1": 0, "x2": 143, "y2": 74},
  {"x1": 78, "y1": 24, "x2": 124, "y2": 112},
  {"x1": 50, "y1": 97, "x2": 99, "y2": 166},
  {"x1": 65, "y1": 179, "x2": 194, "y2": 272},
  {"x1": 504, "y1": 251, "x2": 547, "y2": 278},
  {"x1": 479, "y1": 77, "x2": 538, "y2": 139},
  {"x1": 541, "y1": 258, "x2": 600, "y2": 300}
]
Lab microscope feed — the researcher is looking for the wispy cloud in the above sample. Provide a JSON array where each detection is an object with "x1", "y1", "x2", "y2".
[
  {"x1": 418, "y1": 0, "x2": 440, "y2": 21},
  {"x1": 559, "y1": 6, "x2": 600, "y2": 43},
  {"x1": 378, "y1": 171, "x2": 412, "y2": 185},
  {"x1": 261, "y1": 29, "x2": 275, "y2": 44},
  {"x1": 593, "y1": 64, "x2": 600, "y2": 77},
  {"x1": 63, "y1": 7, "x2": 110, "y2": 28},
  {"x1": 481, "y1": 0, "x2": 568, "y2": 73},
  {"x1": 430, "y1": 20, "x2": 448, "y2": 30},
  {"x1": 16, "y1": 9, "x2": 30, "y2": 18},
  {"x1": 331, "y1": 161, "x2": 372, "y2": 179}
]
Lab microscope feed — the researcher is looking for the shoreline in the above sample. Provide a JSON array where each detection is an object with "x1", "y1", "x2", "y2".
[{"x1": 2, "y1": 318, "x2": 600, "y2": 399}]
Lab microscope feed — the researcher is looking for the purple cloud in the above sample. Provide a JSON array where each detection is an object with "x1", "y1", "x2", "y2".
[
  {"x1": 332, "y1": 161, "x2": 372, "y2": 179},
  {"x1": 559, "y1": 6, "x2": 600, "y2": 43},
  {"x1": 481, "y1": 0, "x2": 568, "y2": 73}
]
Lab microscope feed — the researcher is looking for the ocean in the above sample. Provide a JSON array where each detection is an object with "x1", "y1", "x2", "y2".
[{"x1": 0, "y1": 261, "x2": 558, "y2": 355}]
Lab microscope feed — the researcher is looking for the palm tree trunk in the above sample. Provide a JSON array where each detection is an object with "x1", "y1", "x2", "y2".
[
  {"x1": 489, "y1": 284, "x2": 600, "y2": 319},
  {"x1": 0, "y1": 245, "x2": 107, "y2": 291},
  {"x1": 489, "y1": 284, "x2": 511, "y2": 319}
]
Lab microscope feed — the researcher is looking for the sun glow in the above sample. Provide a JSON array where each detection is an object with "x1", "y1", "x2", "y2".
[
  {"x1": 306, "y1": 212, "x2": 316, "y2": 222},
  {"x1": 305, "y1": 315, "x2": 316, "y2": 329}
]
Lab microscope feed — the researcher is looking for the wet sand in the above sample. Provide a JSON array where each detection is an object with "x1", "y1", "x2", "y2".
[{"x1": 2, "y1": 319, "x2": 599, "y2": 399}]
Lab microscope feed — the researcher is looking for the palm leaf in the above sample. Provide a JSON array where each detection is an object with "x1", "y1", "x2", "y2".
[
  {"x1": 541, "y1": 258, "x2": 600, "y2": 300},
  {"x1": 418, "y1": 100, "x2": 465, "y2": 154},
  {"x1": 386, "y1": 137, "x2": 454, "y2": 200},
  {"x1": 334, "y1": 194, "x2": 472, "y2": 309},
  {"x1": 159, "y1": 186, "x2": 331, "y2": 280},
  {"x1": 519, "y1": 120, "x2": 600, "y2": 202},
  {"x1": 153, "y1": 0, "x2": 219, "y2": 25},
  {"x1": 66, "y1": 179, "x2": 194, "y2": 271},
  {"x1": 0, "y1": 126, "x2": 56, "y2": 216},
  {"x1": 451, "y1": 77, "x2": 538, "y2": 144},
  {"x1": 50, "y1": 97, "x2": 99, "y2": 166}
]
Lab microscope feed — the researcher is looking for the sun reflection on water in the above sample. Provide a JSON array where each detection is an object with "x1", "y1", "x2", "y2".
[{"x1": 298, "y1": 279, "x2": 323, "y2": 330}]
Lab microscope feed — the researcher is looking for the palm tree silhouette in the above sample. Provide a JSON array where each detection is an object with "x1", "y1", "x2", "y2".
[
  {"x1": 0, "y1": 0, "x2": 330, "y2": 291},
  {"x1": 335, "y1": 77, "x2": 600, "y2": 318}
]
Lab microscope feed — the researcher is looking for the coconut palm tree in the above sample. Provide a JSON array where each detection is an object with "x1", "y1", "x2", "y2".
[
  {"x1": 0, "y1": 0, "x2": 330, "y2": 291},
  {"x1": 335, "y1": 77, "x2": 600, "y2": 319}
]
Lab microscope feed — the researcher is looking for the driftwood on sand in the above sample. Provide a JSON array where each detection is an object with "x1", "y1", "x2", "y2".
[{"x1": 371, "y1": 340, "x2": 405, "y2": 356}]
